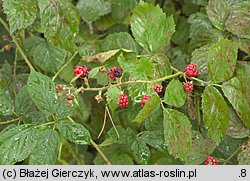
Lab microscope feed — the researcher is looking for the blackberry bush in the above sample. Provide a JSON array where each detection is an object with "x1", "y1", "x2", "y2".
[{"x1": 0, "y1": 0, "x2": 249, "y2": 165}]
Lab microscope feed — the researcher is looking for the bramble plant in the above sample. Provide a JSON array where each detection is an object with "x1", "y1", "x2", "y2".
[{"x1": 0, "y1": 0, "x2": 249, "y2": 165}]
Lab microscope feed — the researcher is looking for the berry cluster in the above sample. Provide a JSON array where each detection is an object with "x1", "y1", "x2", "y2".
[
  {"x1": 110, "y1": 66, "x2": 123, "y2": 80},
  {"x1": 55, "y1": 84, "x2": 65, "y2": 93},
  {"x1": 74, "y1": 65, "x2": 91, "y2": 78},
  {"x1": 154, "y1": 84, "x2": 163, "y2": 93},
  {"x1": 185, "y1": 64, "x2": 198, "y2": 77},
  {"x1": 66, "y1": 93, "x2": 75, "y2": 108},
  {"x1": 184, "y1": 82, "x2": 193, "y2": 92},
  {"x1": 141, "y1": 95, "x2": 151, "y2": 107},
  {"x1": 119, "y1": 94, "x2": 129, "y2": 108},
  {"x1": 205, "y1": 156, "x2": 218, "y2": 165}
]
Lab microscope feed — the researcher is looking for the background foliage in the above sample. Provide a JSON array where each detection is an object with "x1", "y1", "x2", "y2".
[{"x1": 0, "y1": 0, "x2": 249, "y2": 165}]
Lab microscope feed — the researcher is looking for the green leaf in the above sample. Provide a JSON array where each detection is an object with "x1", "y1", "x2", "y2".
[
  {"x1": 227, "y1": 106, "x2": 249, "y2": 138},
  {"x1": 106, "y1": 86, "x2": 122, "y2": 113},
  {"x1": 186, "y1": 131, "x2": 217, "y2": 164},
  {"x1": 27, "y1": 71, "x2": 57, "y2": 117},
  {"x1": 238, "y1": 139, "x2": 250, "y2": 165},
  {"x1": 94, "y1": 146, "x2": 133, "y2": 165},
  {"x1": 0, "y1": 125, "x2": 17, "y2": 142},
  {"x1": 232, "y1": 37, "x2": 250, "y2": 54},
  {"x1": 191, "y1": 38, "x2": 238, "y2": 83},
  {"x1": 189, "y1": 29, "x2": 224, "y2": 51},
  {"x1": 207, "y1": 38, "x2": 238, "y2": 83},
  {"x1": 187, "y1": 12, "x2": 213, "y2": 38},
  {"x1": 235, "y1": 61, "x2": 250, "y2": 77},
  {"x1": 29, "y1": 129, "x2": 59, "y2": 165},
  {"x1": 21, "y1": 112, "x2": 47, "y2": 125},
  {"x1": 106, "y1": 126, "x2": 136, "y2": 146},
  {"x1": 131, "y1": 137, "x2": 150, "y2": 164},
  {"x1": 88, "y1": 66, "x2": 102, "y2": 79},
  {"x1": 76, "y1": 0, "x2": 111, "y2": 23},
  {"x1": 0, "y1": 124, "x2": 29, "y2": 144},
  {"x1": 25, "y1": 37, "x2": 67, "y2": 73},
  {"x1": 171, "y1": 17, "x2": 190, "y2": 45},
  {"x1": 106, "y1": 126, "x2": 150, "y2": 164},
  {"x1": 222, "y1": 77, "x2": 250, "y2": 128},
  {"x1": 151, "y1": 54, "x2": 172, "y2": 77},
  {"x1": 101, "y1": 32, "x2": 138, "y2": 53},
  {"x1": 55, "y1": 98, "x2": 76, "y2": 121},
  {"x1": 206, "y1": 0, "x2": 230, "y2": 30},
  {"x1": 132, "y1": 95, "x2": 161, "y2": 124},
  {"x1": 3, "y1": 0, "x2": 37, "y2": 32},
  {"x1": 206, "y1": 0, "x2": 244, "y2": 30},
  {"x1": 38, "y1": 0, "x2": 80, "y2": 51},
  {"x1": 0, "y1": 125, "x2": 38, "y2": 165},
  {"x1": 216, "y1": 135, "x2": 245, "y2": 158},
  {"x1": 0, "y1": 61, "x2": 12, "y2": 88},
  {"x1": 140, "y1": 130, "x2": 167, "y2": 152},
  {"x1": 127, "y1": 83, "x2": 147, "y2": 103},
  {"x1": 163, "y1": 109, "x2": 192, "y2": 162},
  {"x1": 191, "y1": 44, "x2": 210, "y2": 81},
  {"x1": 109, "y1": 0, "x2": 138, "y2": 20},
  {"x1": 88, "y1": 66, "x2": 109, "y2": 86},
  {"x1": 117, "y1": 54, "x2": 153, "y2": 80},
  {"x1": 15, "y1": 85, "x2": 35, "y2": 116},
  {"x1": 164, "y1": 79, "x2": 186, "y2": 107},
  {"x1": 144, "y1": 106, "x2": 164, "y2": 131},
  {"x1": 0, "y1": 89, "x2": 13, "y2": 116},
  {"x1": 56, "y1": 120, "x2": 91, "y2": 145},
  {"x1": 225, "y1": 1, "x2": 250, "y2": 39},
  {"x1": 131, "y1": 1, "x2": 175, "y2": 53},
  {"x1": 202, "y1": 86, "x2": 229, "y2": 144}
]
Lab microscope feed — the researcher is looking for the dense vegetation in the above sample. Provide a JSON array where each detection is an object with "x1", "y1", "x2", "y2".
[{"x1": 0, "y1": 0, "x2": 249, "y2": 165}]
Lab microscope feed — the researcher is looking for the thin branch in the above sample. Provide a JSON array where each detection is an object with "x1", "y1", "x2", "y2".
[
  {"x1": 52, "y1": 51, "x2": 78, "y2": 81},
  {"x1": 97, "y1": 107, "x2": 107, "y2": 139},
  {"x1": 36, "y1": 121, "x2": 56, "y2": 128},
  {"x1": 106, "y1": 105, "x2": 120, "y2": 139},
  {"x1": 90, "y1": 139, "x2": 111, "y2": 165},
  {"x1": 223, "y1": 146, "x2": 242, "y2": 165},
  {"x1": 0, "y1": 118, "x2": 19, "y2": 125},
  {"x1": 82, "y1": 72, "x2": 182, "y2": 92},
  {"x1": 64, "y1": 140, "x2": 81, "y2": 164},
  {"x1": 0, "y1": 17, "x2": 35, "y2": 71}
]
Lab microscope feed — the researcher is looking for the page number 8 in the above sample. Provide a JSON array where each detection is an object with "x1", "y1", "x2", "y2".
[{"x1": 240, "y1": 169, "x2": 246, "y2": 177}]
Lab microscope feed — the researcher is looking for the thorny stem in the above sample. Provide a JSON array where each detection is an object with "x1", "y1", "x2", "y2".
[
  {"x1": 81, "y1": 72, "x2": 182, "y2": 92},
  {"x1": 52, "y1": 51, "x2": 78, "y2": 81},
  {"x1": 90, "y1": 139, "x2": 111, "y2": 165},
  {"x1": 0, "y1": 17, "x2": 35, "y2": 71}
]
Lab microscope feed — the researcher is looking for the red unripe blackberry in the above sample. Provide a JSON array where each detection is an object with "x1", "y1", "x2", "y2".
[
  {"x1": 154, "y1": 84, "x2": 163, "y2": 93},
  {"x1": 185, "y1": 64, "x2": 199, "y2": 77},
  {"x1": 141, "y1": 95, "x2": 151, "y2": 107},
  {"x1": 73, "y1": 65, "x2": 91, "y2": 78},
  {"x1": 119, "y1": 94, "x2": 129, "y2": 108},
  {"x1": 184, "y1": 82, "x2": 193, "y2": 92},
  {"x1": 109, "y1": 72, "x2": 115, "y2": 80},
  {"x1": 205, "y1": 156, "x2": 218, "y2": 165}
]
